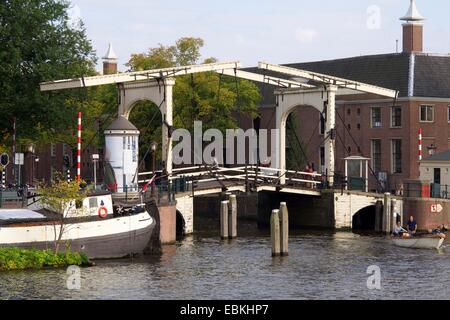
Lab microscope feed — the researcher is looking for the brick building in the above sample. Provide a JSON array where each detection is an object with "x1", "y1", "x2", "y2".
[{"x1": 242, "y1": 0, "x2": 450, "y2": 193}]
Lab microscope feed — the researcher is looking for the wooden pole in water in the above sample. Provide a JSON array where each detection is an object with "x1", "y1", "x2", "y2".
[
  {"x1": 279, "y1": 202, "x2": 289, "y2": 256},
  {"x1": 383, "y1": 193, "x2": 391, "y2": 233},
  {"x1": 229, "y1": 194, "x2": 237, "y2": 239},
  {"x1": 271, "y1": 209, "x2": 281, "y2": 256},
  {"x1": 220, "y1": 200, "x2": 229, "y2": 240}
]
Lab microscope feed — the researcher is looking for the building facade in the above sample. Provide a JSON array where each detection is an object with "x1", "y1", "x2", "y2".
[{"x1": 242, "y1": 0, "x2": 450, "y2": 193}]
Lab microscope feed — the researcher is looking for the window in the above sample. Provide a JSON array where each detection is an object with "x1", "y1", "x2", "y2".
[
  {"x1": 391, "y1": 106, "x2": 402, "y2": 127},
  {"x1": 391, "y1": 139, "x2": 402, "y2": 174},
  {"x1": 51, "y1": 143, "x2": 56, "y2": 157},
  {"x1": 420, "y1": 105, "x2": 434, "y2": 122},
  {"x1": 357, "y1": 108, "x2": 361, "y2": 116},
  {"x1": 371, "y1": 140, "x2": 381, "y2": 173},
  {"x1": 319, "y1": 147, "x2": 325, "y2": 173},
  {"x1": 319, "y1": 114, "x2": 325, "y2": 135},
  {"x1": 371, "y1": 107, "x2": 382, "y2": 128},
  {"x1": 89, "y1": 197, "x2": 98, "y2": 209}
]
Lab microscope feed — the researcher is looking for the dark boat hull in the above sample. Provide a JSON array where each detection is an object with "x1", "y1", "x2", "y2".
[{"x1": 2, "y1": 221, "x2": 155, "y2": 259}]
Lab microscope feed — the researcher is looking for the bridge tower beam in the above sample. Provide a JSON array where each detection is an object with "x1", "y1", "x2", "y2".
[
  {"x1": 274, "y1": 87, "x2": 333, "y2": 186},
  {"x1": 325, "y1": 85, "x2": 337, "y2": 188}
]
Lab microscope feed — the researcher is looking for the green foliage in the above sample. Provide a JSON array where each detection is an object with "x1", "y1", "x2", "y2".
[
  {"x1": 126, "y1": 37, "x2": 261, "y2": 167},
  {"x1": 128, "y1": 101, "x2": 162, "y2": 171},
  {"x1": 38, "y1": 177, "x2": 88, "y2": 217},
  {"x1": 37, "y1": 176, "x2": 88, "y2": 253},
  {"x1": 286, "y1": 111, "x2": 307, "y2": 170},
  {"x1": 0, "y1": 247, "x2": 89, "y2": 271},
  {"x1": 0, "y1": 0, "x2": 98, "y2": 149}
]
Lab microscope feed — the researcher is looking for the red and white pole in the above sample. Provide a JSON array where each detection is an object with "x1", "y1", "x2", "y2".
[
  {"x1": 12, "y1": 117, "x2": 16, "y2": 183},
  {"x1": 418, "y1": 128, "x2": 423, "y2": 161},
  {"x1": 77, "y1": 112, "x2": 82, "y2": 182}
]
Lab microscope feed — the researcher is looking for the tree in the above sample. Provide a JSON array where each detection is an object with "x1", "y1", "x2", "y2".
[
  {"x1": 286, "y1": 111, "x2": 307, "y2": 171},
  {"x1": 38, "y1": 176, "x2": 88, "y2": 253},
  {"x1": 0, "y1": 0, "x2": 97, "y2": 150},
  {"x1": 126, "y1": 37, "x2": 261, "y2": 167}
]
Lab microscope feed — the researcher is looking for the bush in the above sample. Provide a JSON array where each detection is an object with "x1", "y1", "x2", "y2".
[{"x1": 0, "y1": 247, "x2": 90, "y2": 271}]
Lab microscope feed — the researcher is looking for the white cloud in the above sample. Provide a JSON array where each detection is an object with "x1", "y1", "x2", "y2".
[
  {"x1": 235, "y1": 34, "x2": 246, "y2": 45},
  {"x1": 294, "y1": 28, "x2": 318, "y2": 43}
]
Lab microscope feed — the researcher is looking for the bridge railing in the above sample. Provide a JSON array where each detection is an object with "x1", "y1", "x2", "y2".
[{"x1": 138, "y1": 166, "x2": 324, "y2": 193}]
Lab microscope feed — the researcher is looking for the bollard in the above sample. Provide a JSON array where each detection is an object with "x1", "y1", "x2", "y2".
[
  {"x1": 220, "y1": 201, "x2": 229, "y2": 240},
  {"x1": 228, "y1": 195, "x2": 237, "y2": 239},
  {"x1": 279, "y1": 202, "x2": 289, "y2": 256},
  {"x1": 271, "y1": 209, "x2": 281, "y2": 256},
  {"x1": 383, "y1": 193, "x2": 391, "y2": 233},
  {"x1": 374, "y1": 200, "x2": 383, "y2": 233}
]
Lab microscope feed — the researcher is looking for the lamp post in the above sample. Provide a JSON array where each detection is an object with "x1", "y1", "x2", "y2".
[
  {"x1": 150, "y1": 141, "x2": 158, "y2": 197},
  {"x1": 26, "y1": 143, "x2": 35, "y2": 186},
  {"x1": 34, "y1": 157, "x2": 39, "y2": 183},
  {"x1": 92, "y1": 154, "x2": 99, "y2": 190},
  {"x1": 427, "y1": 144, "x2": 437, "y2": 156}
]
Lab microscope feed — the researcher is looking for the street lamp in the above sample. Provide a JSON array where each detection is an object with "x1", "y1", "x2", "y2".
[
  {"x1": 26, "y1": 143, "x2": 35, "y2": 186},
  {"x1": 150, "y1": 141, "x2": 158, "y2": 197},
  {"x1": 92, "y1": 154, "x2": 100, "y2": 190},
  {"x1": 427, "y1": 144, "x2": 437, "y2": 156}
]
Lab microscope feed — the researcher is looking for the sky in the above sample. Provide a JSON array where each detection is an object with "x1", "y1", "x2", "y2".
[{"x1": 69, "y1": 0, "x2": 450, "y2": 71}]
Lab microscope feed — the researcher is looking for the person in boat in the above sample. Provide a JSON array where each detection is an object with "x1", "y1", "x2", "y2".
[
  {"x1": 407, "y1": 216, "x2": 418, "y2": 235},
  {"x1": 392, "y1": 221, "x2": 408, "y2": 237}
]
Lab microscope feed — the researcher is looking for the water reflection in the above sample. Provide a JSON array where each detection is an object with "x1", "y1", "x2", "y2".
[{"x1": 0, "y1": 224, "x2": 449, "y2": 300}]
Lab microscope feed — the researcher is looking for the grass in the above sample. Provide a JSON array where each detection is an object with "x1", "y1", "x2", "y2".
[{"x1": 0, "y1": 247, "x2": 90, "y2": 271}]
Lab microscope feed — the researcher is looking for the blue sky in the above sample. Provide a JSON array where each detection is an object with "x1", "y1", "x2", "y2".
[{"x1": 69, "y1": 0, "x2": 450, "y2": 71}]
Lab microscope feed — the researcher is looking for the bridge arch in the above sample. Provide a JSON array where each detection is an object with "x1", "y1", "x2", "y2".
[
  {"x1": 352, "y1": 205, "x2": 376, "y2": 231},
  {"x1": 118, "y1": 79, "x2": 175, "y2": 175},
  {"x1": 283, "y1": 105, "x2": 322, "y2": 171},
  {"x1": 275, "y1": 86, "x2": 337, "y2": 186},
  {"x1": 176, "y1": 210, "x2": 186, "y2": 239}
]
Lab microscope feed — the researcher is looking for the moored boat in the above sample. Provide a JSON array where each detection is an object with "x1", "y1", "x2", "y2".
[
  {"x1": 392, "y1": 236, "x2": 445, "y2": 250},
  {"x1": 0, "y1": 191, "x2": 155, "y2": 259}
]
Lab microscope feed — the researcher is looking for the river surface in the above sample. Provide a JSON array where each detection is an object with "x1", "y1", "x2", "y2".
[{"x1": 1, "y1": 224, "x2": 449, "y2": 300}]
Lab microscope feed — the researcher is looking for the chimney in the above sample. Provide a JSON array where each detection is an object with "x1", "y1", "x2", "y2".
[
  {"x1": 102, "y1": 42, "x2": 118, "y2": 75},
  {"x1": 400, "y1": 0, "x2": 425, "y2": 53}
]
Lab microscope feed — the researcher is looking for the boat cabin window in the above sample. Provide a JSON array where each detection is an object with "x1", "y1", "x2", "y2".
[
  {"x1": 75, "y1": 200, "x2": 83, "y2": 209},
  {"x1": 89, "y1": 197, "x2": 98, "y2": 209}
]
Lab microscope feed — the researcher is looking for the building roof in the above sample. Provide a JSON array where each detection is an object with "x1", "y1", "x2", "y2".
[
  {"x1": 422, "y1": 150, "x2": 450, "y2": 162},
  {"x1": 103, "y1": 42, "x2": 118, "y2": 61},
  {"x1": 245, "y1": 52, "x2": 450, "y2": 105},
  {"x1": 105, "y1": 116, "x2": 138, "y2": 131},
  {"x1": 400, "y1": 0, "x2": 425, "y2": 22}
]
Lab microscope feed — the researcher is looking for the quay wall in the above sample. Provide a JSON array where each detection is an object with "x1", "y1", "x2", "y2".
[
  {"x1": 403, "y1": 197, "x2": 450, "y2": 231},
  {"x1": 193, "y1": 192, "x2": 258, "y2": 231},
  {"x1": 257, "y1": 191, "x2": 335, "y2": 229}
]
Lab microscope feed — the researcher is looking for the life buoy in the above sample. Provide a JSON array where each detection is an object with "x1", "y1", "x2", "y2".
[{"x1": 98, "y1": 207, "x2": 108, "y2": 219}]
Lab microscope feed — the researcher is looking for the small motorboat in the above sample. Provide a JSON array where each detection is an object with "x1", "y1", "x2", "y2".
[{"x1": 392, "y1": 235, "x2": 446, "y2": 250}]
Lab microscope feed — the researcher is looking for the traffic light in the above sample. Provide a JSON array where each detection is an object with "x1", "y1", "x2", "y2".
[
  {"x1": 63, "y1": 154, "x2": 71, "y2": 168},
  {"x1": 0, "y1": 153, "x2": 9, "y2": 167}
]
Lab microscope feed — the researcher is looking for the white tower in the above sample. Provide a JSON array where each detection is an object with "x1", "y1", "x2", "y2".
[{"x1": 104, "y1": 116, "x2": 140, "y2": 193}]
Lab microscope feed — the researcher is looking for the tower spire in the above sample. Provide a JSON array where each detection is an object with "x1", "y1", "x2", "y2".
[
  {"x1": 102, "y1": 42, "x2": 118, "y2": 75},
  {"x1": 400, "y1": 0, "x2": 425, "y2": 53},
  {"x1": 400, "y1": 0, "x2": 425, "y2": 22}
]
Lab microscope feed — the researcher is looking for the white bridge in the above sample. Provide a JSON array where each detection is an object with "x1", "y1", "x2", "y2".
[{"x1": 40, "y1": 60, "x2": 400, "y2": 236}]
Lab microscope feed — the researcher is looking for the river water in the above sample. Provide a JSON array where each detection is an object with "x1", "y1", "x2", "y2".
[{"x1": 1, "y1": 224, "x2": 449, "y2": 300}]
